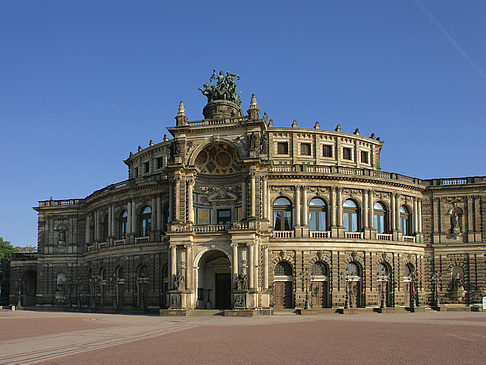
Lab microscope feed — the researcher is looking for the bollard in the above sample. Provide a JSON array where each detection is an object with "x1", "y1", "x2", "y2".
[{"x1": 11, "y1": 305, "x2": 16, "y2": 311}]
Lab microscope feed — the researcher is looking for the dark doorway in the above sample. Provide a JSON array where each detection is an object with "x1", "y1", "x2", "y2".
[
  {"x1": 349, "y1": 281, "x2": 361, "y2": 308},
  {"x1": 274, "y1": 281, "x2": 293, "y2": 309},
  {"x1": 311, "y1": 281, "x2": 328, "y2": 308},
  {"x1": 22, "y1": 270, "x2": 37, "y2": 306},
  {"x1": 215, "y1": 273, "x2": 231, "y2": 309}
]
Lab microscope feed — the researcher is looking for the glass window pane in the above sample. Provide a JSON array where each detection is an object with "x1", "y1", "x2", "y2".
[
  {"x1": 343, "y1": 199, "x2": 357, "y2": 208},
  {"x1": 310, "y1": 198, "x2": 325, "y2": 206},
  {"x1": 318, "y1": 211, "x2": 326, "y2": 230},
  {"x1": 351, "y1": 213, "x2": 357, "y2": 232},
  {"x1": 309, "y1": 211, "x2": 316, "y2": 231},
  {"x1": 274, "y1": 211, "x2": 281, "y2": 230},
  {"x1": 344, "y1": 213, "x2": 350, "y2": 232},
  {"x1": 275, "y1": 197, "x2": 291, "y2": 206},
  {"x1": 284, "y1": 211, "x2": 291, "y2": 230}
]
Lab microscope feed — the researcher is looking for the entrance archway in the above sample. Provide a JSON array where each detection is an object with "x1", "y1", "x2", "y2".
[
  {"x1": 311, "y1": 262, "x2": 329, "y2": 308},
  {"x1": 274, "y1": 262, "x2": 293, "y2": 309},
  {"x1": 346, "y1": 262, "x2": 361, "y2": 308},
  {"x1": 22, "y1": 270, "x2": 37, "y2": 306},
  {"x1": 196, "y1": 250, "x2": 231, "y2": 309}
]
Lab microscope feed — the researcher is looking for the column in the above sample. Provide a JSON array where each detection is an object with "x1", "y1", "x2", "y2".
[
  {"x1": 232, "y1": 244, "x2": 239, "y2": 280},
  {"x1": 85, "y1": 215, "x2": 91, "y2": 243},
  {"x1": 107, "y1": 205, "x2": 112, "y2": 237},
  {"x1": 302, "y1": 186, "x2": 308, "y2": 226},
  {"x1": 413, "y1": 197, "x2": 418, "y2": 234},
  {"x1": 185, "y1": 245, "x2": 192, "y2": 290},
  {"x1": 363, "y1": 190, "x2": 369, "y2": 229},
  {"x1": 250, "y1": 173, "x2": 256, "y2": 218},
  {"x1": 152, "y1": 196, "x2": 156, "y2": 231},
  {"x1": 391, "y1": 194, "x2": 396, "y2": 231},
  {"x1": 174, "y1": 177, "x2": 180, "y2": 221},
  {"x1": 170, "y1": 245, "x2": 177, "y2": 288},
  {"x1": 168, "y1": 184, "x2": 173, "y2": 223},
  {"x1": 395, "y1": 195, "x2": 401, "y2": 231},
  {"x1": 262, "y1": 176, "x2": 268, "y2": 220},
  {"x1": 94, "y1": 210, "x2": 100, "y2": 241},
  {"x1": 127, "y1": 202, "x2": 132, "y2": 234},
  {"x1": 368, "y1": 190, "x2": 374, "y2": 228},
  {"x1": 110, "y1": 205, "x2": 116, "y2": 238},
  {"x1": 295, "y1": 185, "x2": 301, "y2": 226},
  {"x1": 467, "y1": 196, "x2": 474, "y2": 241},
  {"x1": 330, "y1": 187, "x2": 336, "y2": 227},
  {"x1": 131, "y1": 201, "x2": 136, "y2": 234},
  {"x1": 263, "y1": 245, "x2": 269, "y2": 289},
  {"x1": 187, "y1": 178, "x2": 194, "y2": 223},
  {"x1": 254, "y1": 242, "x2": 259, "y2": 290},
  {"x1": 418, "y1": 199, "x2": 422, "y2": 233},
  {"x1": 156, "y1": 196, "x2": 161, "y2": 230},
  {"x1": 337, "y1": 188, "x2": 343, "y2": 226},
  {"x1": 241, "y1": 180, "x2": 247, "y2": 220},
  {"x1": 248, "y1": 244, "x2": 254, "y2": 289}
]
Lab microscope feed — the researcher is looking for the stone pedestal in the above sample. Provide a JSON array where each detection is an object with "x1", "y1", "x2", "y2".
[{"x1": 233, "y1": 290, "x2": 248, "y2": 309}]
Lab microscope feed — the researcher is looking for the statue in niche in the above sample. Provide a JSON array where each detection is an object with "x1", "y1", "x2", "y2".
[
  {"x1": 174, "y1": 273, "x2": 185, "y2": 290},
  {"x1": 260, "y1": 134, "x2": 268, "y2": 155},
  {"x1": 449, "y1": 206, "x2": 462, "y2": 239},
  {"x1": 235, "y1": 274, "x2": 248, "y2": 290},
  {"x1": 453, "y1": 273, "x2": 464, "y2": 291}
]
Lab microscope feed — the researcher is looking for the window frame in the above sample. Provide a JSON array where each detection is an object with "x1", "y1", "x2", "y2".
[
  {"x1": 309, "y1": 197, "x2": 328, "y2": 231},
  {"x1": 273, "y1": 197, "x2": 292, "y2": 231},
  {"x1": 277, "y1": 142, "x2": 289, "y2": 155},
  {"x1": 343, "y1": 199, "x2": 359, "y2": 232},
  {"x1": 343, "y1": 147, "x2": 353, "y2": 161}
]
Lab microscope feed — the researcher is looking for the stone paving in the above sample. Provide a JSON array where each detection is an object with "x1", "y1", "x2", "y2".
[{"x1": 1, "y1": 310, "x2": 485, "y2": 364}]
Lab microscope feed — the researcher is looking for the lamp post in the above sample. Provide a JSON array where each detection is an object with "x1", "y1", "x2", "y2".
[
  {"x1": 410, "y1": 270, "x2": 417, "y2": 309},
  {"x1": 341, "y1": 271, "x2": 350, "y2": 309},
  {"x1": 300, "y1": 268, "x2": 311, "y2": 310},
  {"x1": 379, "y1": 274, "x2": 389, "y2": 309},
  {"x1": 432, "y1": 271, "x2": 441, "y2": 308}
]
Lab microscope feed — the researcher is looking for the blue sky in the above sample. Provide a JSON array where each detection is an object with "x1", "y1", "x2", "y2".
[{"x1": 1, "y1": 0, "x2": 485, "y2": 246}]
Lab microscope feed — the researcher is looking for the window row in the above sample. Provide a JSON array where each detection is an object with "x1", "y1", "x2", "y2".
[
  {"x1": 276, "y1": 142, "x2": 370, "y2": 163},
  {"x1": 96, "y1": 206, "x2": 154, "y2": 241},
  {"x1": 273, "y1": 197, "x2": 413, "y2": 235}
]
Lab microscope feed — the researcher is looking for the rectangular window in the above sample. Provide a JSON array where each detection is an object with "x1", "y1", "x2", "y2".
[
  {"x1": 323, "y1": 145, "x2": 333, "y2": 158},
  {"x1": 277, "y1": 142, "x2": 289, "y2": 155},
  {"x1": 301, "y1": 143, "x2": 311, "y2": 156},
  {"x1": 217, "y1": 209, "x2": 231, "y2": 225},
  {"x1": 134, "y1": 167, "x2": 138, "y2": 178},
  {"x1": 361, "y1": 151, "x2": 369, "y2": 164},
  {"x1": 343, "y1": 147, "x2": 352, "y2": 160},
  {"x1": 156, "y1": 157, "x2": 163, "y2": 169},
  {"x1": 144, "y1": 162, "x2": 150, "y2": 174},
  {"x1": 197, "y1": 208, "x2": 210, "y2": 225}
]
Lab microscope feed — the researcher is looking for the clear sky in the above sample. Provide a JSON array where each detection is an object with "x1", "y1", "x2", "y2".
[{"x1": 1, "y1": 0, "x2": 485, "y2": 246}]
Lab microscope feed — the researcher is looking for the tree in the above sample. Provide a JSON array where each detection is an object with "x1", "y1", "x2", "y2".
[{"x1": 0, "y1": 237, "x2": 14, "y2": 260}]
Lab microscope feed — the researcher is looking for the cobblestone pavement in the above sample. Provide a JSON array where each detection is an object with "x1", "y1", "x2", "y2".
[{"x1": 1, "y1": 310, "x2": 485, "y2": 364}]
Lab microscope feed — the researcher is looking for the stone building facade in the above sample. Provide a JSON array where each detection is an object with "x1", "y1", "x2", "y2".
[{"x1": 10, "y1": 75, "x2": 486, "y2": 312}]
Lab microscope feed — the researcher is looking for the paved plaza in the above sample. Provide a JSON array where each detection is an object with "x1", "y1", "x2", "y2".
[{"x1": 0, "y1": 310, "x2": 485, "y2": 364}]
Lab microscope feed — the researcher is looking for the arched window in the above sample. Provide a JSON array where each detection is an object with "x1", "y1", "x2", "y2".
[
  {"x1": 343, "y1": 199, "x2": 359, "y2": 232},
  {"x1": 120, "y1": 210, "x2": 128, "y2": 238},
  {"x1": 273, "y1": 197, "x2": 292, "y2": 231},
  {"x1": 309, "y1": 198, "x2": 327, "y2": 231},
  {"x1": 312, "y1": 262, "x2": 328, "y2": 276},
  {"x1": 377, "y1": 263, "x2": 389, "y2": 277},
  {"x1": 400, "y1": 205, "x2": 411, "y2": 235},
  {"x1": 139, "y1": 206, "x2": 152, "y2": 237},
  {"x1": 275, "y1": 262, "x2": 293, "y2": 276},
  {"x1": 56, "y1": 273, "x2": 66, "y2": 292},
  {"x1": 403, "y1": 264, "x2": 414, "y2": 279},
  {"x1": 346, "y1": 262, "x2": 360, "y2": 277},
  {"x1": 373, "y1": 202, "x2": 387, "y2": 233}
]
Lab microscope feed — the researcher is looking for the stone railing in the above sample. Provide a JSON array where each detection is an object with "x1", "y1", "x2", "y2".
[
  {"x1": 345, "y1": 231, "x2": 364, "y2": 239},
  {"x1": 424, "y1": 176, "x2": 486, "y2": 186},
  {"x1": 186, "y1": 116, "x2": 248, "y2": 127},
  {"x1": 311, "y1": 231, "x2": 330, "y2": 239},
  {"x1": 376, "y1": 233, "x2": 392, "y2": 241},
  {"x1": 38, "y1": 199, "x2": 82, "y2": 207},
  {"x1": 272, "y1": 231, "x2": 294, "y2": 239},
  {"x1": 135, "y1": 236, "x2": 150, "y2": 243},
  {"x1": 403, "y1": 235, "x2": 416, "y2": 243},
  {"x1": 193, "y1": 224, "x2": 230, "y2": 233},
  {"x1": 113, "y1": 239, "x2": 126, "y2": 246},
  {"x1": 269, "y1": 165, "x2": 422, "y2": 185}
]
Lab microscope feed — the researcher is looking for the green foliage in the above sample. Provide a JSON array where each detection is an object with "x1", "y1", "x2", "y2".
[{"x1": 0, "y1": 237, "x2": 14, "y2": 260}]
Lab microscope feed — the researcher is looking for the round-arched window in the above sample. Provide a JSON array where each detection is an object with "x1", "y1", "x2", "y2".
[
  {"x1": 400, "y1": 206, "x2": 411, "y2": 235},
  {"x1": 346, "y1": 262, "x2": 360, "y2": 277},
  {"x1": 312, "y1": 262, "x2": 328, "y2": 276},
  {"x1": 343, "y1": 199, "x2": 359, "y2": 232},
  {"x1": 377, "y1": 263, "x2": 389, "y2": 277},
  {"x1": 140, "y1": 206, "x2": 152, "y2": 237},
  {"x1": 374, "y1": 202, "x2": 387, "y2": 234},
  {"x1": 273, "y1": 197, "x2": 292, "y2": 231},
  {"x1": 275, "y1": 262, "x2": 293, "y2": 276},
  {"x1": 120, "y1": 210, "x2": 128, "y2": 238},
  {"x1": 309, "y1": 198, "x2": 327, "y2": 231}
]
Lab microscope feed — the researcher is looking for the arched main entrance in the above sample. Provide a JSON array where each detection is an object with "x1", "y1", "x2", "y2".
[
  {"x1": 22, "y1": 270, "x2": 37, "y2": 306},
  {"x1": 274, "y1": 262, "x2": 293, "y2": 309},
  {"x1": 311, "y1": 262, "x2": 329, "y2": 308},
  {"x1": 196, "y1": 250, "x2": 231, "y2": 309}
]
